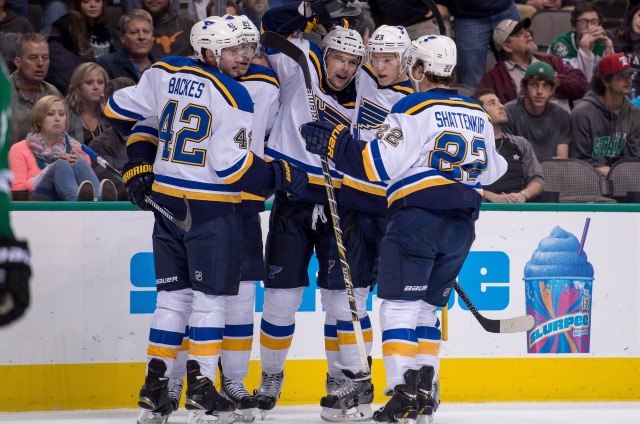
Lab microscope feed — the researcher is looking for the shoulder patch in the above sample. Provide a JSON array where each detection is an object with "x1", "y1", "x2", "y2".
[{"x1": 552, "y1": 42, "x2": 569, "y2": 58}]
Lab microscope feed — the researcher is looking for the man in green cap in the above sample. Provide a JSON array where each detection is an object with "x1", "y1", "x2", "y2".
[
  {"x1": 503, "y1": 61, "x2": 572, "y2": 162},
  {"x1": 0, "y1": 56, "x2": 31, "y2": 327}
]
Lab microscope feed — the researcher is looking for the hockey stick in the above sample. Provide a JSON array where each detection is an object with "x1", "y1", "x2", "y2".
[
  {"x1": 420, "y1": 0, "x2": 446, "y2": 36},
  {"x1": 260, "y1": 30, "x2": 370, "y2": 374},
  {"x1": 81, "y1": 144, "x2": 192, "y2": 232},
  {"x1": 454, "y1": 282, "x2": 534, "y2": 333}
]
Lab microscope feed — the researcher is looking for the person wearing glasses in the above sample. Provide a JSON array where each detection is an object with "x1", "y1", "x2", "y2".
[{"x1": 549, "y1": 3, "x2": 613, "y2": 83}]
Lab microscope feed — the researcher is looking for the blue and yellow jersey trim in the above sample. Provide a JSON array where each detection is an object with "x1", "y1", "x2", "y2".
[
  {"x1": 341, "y1": 176, "x2": 386, "y2": 197},
  {"x1": 153, "y1": 174, "x2": 242, "y2": 203},
  {"x1": 127, "y1": 124, "x2": 159, "y2": 148},
  {"x1": 104, "y1": 96, "x2": 144, "y2": 122},
  {"x1": 387, "y1": 170, "x2": 483, "y2": 207},
  {"x1": 217, "y1": 152, "x2": 255, "y2": 185},
  {"x1": 363, "y1": 141, "x2": 390, "y2": 183}
]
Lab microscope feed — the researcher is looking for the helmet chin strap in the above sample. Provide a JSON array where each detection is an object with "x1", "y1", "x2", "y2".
[{"x1": 410, "y1": 71, "x2": 425, "y2": 92}]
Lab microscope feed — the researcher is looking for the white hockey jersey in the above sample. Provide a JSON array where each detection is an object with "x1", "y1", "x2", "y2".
[
  {"x1": 237, "y1": 63, "x2": 280, "y2": 214},
  {"x1": 337, "y1": 88, "x2": 508, "y2": 219},
  {"x1": 264, "y1": 35, "x2": 357, "y2": 205},
  {"x1": 104, "y1": 56, "x2": 274, "y2": 224},
  {"x1": 339, "y1": 64, "x2": 413, "y2": 215}
]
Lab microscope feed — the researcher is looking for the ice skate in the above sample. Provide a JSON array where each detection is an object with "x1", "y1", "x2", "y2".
[
  {"x1": 320, "y1": 370, "x2": 373, "y2": 422},
  {"x1": 136, "y1": 358, "x2": 173, "y2": 424},
  {"x1": 184, "y1": 360, "x2": 234, "y2": 423},
  {"x1": 253, "y1": 370, "x2": 285, "y2": 419},
  {"x1": 372, "y1": 369, "x2": 419, "y2": 424},
  {"x1": 416, "y1": 366, "x2": 436, "y2": 424},
  {"x1": 325, "y1": 372, "x2": 348, "y2": 395},
  {"x1": 220, "y1": 372, "x2": 258, "y2": 422}
]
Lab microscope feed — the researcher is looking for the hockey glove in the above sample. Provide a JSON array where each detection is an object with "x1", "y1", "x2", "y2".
[
  {"x1": 122, "y1": 161, "x2": 154, "y2": 211},
  {"x1": 272, "y1": 159, "x2": 308, "y2": 201},
  {"x1": 300, "y1": 121, "x2": 350, "y2": 164},
  {"x1": 0, "y1": 238, "x2": 31, "y2": 327}
]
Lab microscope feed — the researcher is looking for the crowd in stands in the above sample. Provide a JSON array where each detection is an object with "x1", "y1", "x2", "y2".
[{"x1": 1, "y1": 0, "x2": 639, "y2": 202}]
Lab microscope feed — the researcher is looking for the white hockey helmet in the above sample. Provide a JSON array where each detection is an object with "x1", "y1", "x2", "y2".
[
  {"x1": 322, "y1": 26, "x2": 366, "y2": 62},
  {"x1": 223, "y1": 14, "x2": 260, "y2": 46},
  {"x1": 408, "y1": 34, "x2": 457, "y2": 77},
  {"x1": 367, "y1": 25, "x2": 411, "y2": 61},
  {"x1": 190, "y1": 17, "x2": 245, "y2": 61}
]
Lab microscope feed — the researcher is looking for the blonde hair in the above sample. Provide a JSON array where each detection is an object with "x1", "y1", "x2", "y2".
[
  {"x1": 65, "y1": 62, "x2": 110, "y2": 115},
  {"x1": 31, "y1": 95, "x2": 70, "y2": 133}
]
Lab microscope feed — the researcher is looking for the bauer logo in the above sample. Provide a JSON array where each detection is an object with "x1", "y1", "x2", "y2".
[{"x1": 130, "y1": 250, "x2": 512, "y2": 314}]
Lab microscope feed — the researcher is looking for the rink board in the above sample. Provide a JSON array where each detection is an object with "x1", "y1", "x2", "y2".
[{"x1": 1, "y1": 203, "x2": 639, "y2": 411}]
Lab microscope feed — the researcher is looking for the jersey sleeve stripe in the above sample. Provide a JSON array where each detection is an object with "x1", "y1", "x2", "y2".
[
  {"x1": 126, "y1": 134, "x2": 159, "y2": 148},
  {"x1": 217, "y1": 152, "x2": 254, "y2": 184},
  {"x1": 104, "y1": 97, "x2": 143, "y2": 121},
  {"x1": 365, "y1": 141, "x2": 389, "y2": 181},
  {"x1": 155, "y1": 174, "x2": 238, "y2": 192},
  {"x1": 241, "y1": 192, "x2": 266, "y2": 201},
  {"x1": 342, "y1": 176, "x2": 386, "y2": 196},
  {"x1": 131, "y1": 124, "x2": 159, "y2": 137},
  {"x1": 309, "y1": 49, "x2": 323, "y2": 80},
  {"x1": 387, "y1": 173, "x2": 456, "y2": 205}
]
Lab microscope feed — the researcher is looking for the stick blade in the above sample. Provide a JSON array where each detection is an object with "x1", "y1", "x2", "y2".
[{"x1": 499, "y1": 314, "x2": 535, "y2": 333}]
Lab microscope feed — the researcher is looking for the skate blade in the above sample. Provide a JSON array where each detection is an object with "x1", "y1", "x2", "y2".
[
  {"x1": 136, "y1": 408, "x2": 168, "y2": 424},
  {"x1": 186, "y1": 410, "x2": 235, "y2": 424},
  {"x1": 320, "y1": 405, "x2": 373, "y2": 422},
  {"x1": 234, "y1": 408, "x2": 257, "y2": 422},
  {"x1": 260, "y1": 410, "x2": 270, "y2": 420},
  {"x1": 417, "y1": 414, "x2": 434, "y2": 424}
]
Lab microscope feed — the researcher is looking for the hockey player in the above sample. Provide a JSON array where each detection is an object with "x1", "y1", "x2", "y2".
[
  {"x1": 320, "y1": 24, "x2": 414, "y2": 423},
  {"x1": 216, "y1": 14, "x2": 281, "y2": 423},
  {"x1": 0, "y1": 57, "x2": 31, "y2": 328},
  {"x1": 300, "y1": 35, "x2": 507, "y2": 424},
  {"x1": 104, "y1": 18, "x2": 307, "y2": 424},
  {"x1": 256, "y1": 0, "x2": 366, "y2": 418}
]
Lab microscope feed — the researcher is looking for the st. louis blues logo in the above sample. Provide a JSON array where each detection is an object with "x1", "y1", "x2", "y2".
[
  {"x1": 268, "y1": 265, "x2": 283, "y2": 279},
  {"x1": 328, "y1": 260, "x2": 336, "y2": 274}
]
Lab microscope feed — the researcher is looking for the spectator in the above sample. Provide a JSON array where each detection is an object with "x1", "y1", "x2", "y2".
[
  {"x1": 549, "y1": 3, "x2": 613, "y2": 83},
  {"x1": 41, "y1": 0, "x2": 70, "y2": 35},
  {"x1": 434, "y1": 0, "x2": 521, "y2": 88},
  {"x1": 97, "y1": 9, "x2": 157, "y2": 83},
  {"x1": 122, "y1": 0, "x2": 179, "y2": 14},
  {"x1": 608, "y1": 0, "x2": 640, "y2": 95},
  {"x1": 477, "y1": 18, "x2": 587, "y2": 110},
  {"x1": 89, "y1": 77, "x2": 136, "y2": 201},
  {"x1": 503, "y1": 61, "x2": 572, "y2": 161},
  {"x1": 204, "y1": 0, "x2": 241, "y2": 20},
  {"x1": 8, "y1": 95, "x2": 116, "y2": 201},
  {"x1": 10, "y1": 33, "x2": 61, "y2": 146},
  {"x1": 65, "y1": 62, "x2": 110, "y2": 144},
  {"x1": 474, "y1": 88, "x2": 544, "y2": 203},
  {"x1": 238, "y1": 0, "x2": 268, "y2": 30},
  {"x1": 0, "y1": 0, "x2": 33, "y2": 73},
  {"x1": 49, "y1": 0, "x2": 113, "y2": 60},
  {"x1": 142, "y1": 0, "x2": 195, "y2": 58},
  {"x1": 369, "y1": 0, "x2": 452, "y2": 41},
  {"x1": 570, "y1": 53, "x2": 640, "y2": 177},
  {"x1": 46, "y1": 0, "x2": 114, "y2": 95}
]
